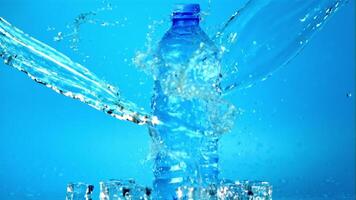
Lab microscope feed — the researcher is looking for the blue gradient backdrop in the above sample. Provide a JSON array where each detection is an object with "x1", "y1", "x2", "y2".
[{"x1": 0, "y1": 0, "x2": 354, "y2": 199}]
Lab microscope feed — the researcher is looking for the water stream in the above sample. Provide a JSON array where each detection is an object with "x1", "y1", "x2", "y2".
[
  {"x1": 0, "y1": 17, "x2": 153, "y2": 125},
  {"x1": 215, "y1": 0, "x2": 346, "y2": 92}
]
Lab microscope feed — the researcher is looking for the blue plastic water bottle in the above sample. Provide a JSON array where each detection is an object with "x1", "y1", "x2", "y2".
[{"x1": 150, "y1": 4, "x2": 221, "y2": 199}]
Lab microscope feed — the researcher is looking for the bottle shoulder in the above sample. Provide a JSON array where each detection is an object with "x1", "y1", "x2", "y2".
[{"x1": 158, "y1": 26, "x2": 218, "y2": 55}]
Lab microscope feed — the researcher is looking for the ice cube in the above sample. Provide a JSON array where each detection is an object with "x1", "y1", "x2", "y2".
[
  {"x1": 66, "y1": 182, "x2": 94, "y2": 200},
  {"x1": 99, "y1": 179, "x2": 152, "y2": 200}
]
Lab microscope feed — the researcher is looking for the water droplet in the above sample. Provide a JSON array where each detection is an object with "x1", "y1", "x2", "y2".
[
  {"x1": 46, "y1": 26, "x2": 55, "y2": 31},
  {"x1": 300, "y1": 14, "x2": 309, "y2": 22},
  {"x1": 101, "y1": 22, "x2": 109, "y2": 27},
  {"x1": 53, "y1": 32, "x2": 63, "y2": 42},
  {"x1": 228, "y1": 32, "x2": 237, "y2": 43}
]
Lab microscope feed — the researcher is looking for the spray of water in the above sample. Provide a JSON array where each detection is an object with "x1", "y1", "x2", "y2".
[{"x1": 53, "y1": 1, "x2": 120, "y2": 51}]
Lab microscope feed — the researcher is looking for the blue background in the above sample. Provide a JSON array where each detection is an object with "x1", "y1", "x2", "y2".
[{"x1": 0, "y1": 0, "x2": 355, "y2": 199}]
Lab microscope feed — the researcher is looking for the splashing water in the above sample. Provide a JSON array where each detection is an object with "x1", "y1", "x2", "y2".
[
  {"x1": 52, "y1": 1, "x2": 124, "y2": 54},
  {"x1": 0, "y1": 0, "x2": 346, "y2": 126},
  {"x1": 133, "y1": 19, "x2": 167, "y2": 77},
  {"x1": 134, "y1": 0, "x2": 347, "y2": 95},
  {"x1": 215, "y1": 0, "x2": 347, "y2": 92},
  {"x1": 0, "y1": 17, "x2": 153, "y2": 125}
]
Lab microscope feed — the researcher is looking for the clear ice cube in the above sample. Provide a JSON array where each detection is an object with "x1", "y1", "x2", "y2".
[
  {"x1": 99, "y1": 179, "x2": 152, "y2": 200},
  {"x1": 66, "y1": 182, "x2": 94, "y2": 200}
]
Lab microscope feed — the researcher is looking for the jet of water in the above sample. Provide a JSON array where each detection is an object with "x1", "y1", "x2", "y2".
[
  {"x1": 215, "y1": 0, "x2": 347, "y2": 92},
  {"x1": 0, "y1": 17, "x2": 154, "y2": 125}
]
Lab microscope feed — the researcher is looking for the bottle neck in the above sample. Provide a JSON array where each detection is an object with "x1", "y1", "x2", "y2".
[{"x1": 172, "y1": 18, "x2": 200, "y2": 27}]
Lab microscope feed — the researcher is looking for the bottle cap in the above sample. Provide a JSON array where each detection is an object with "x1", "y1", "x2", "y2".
[{"x1": 173, "y1": 4, "x2": 200, "y2": 14}]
